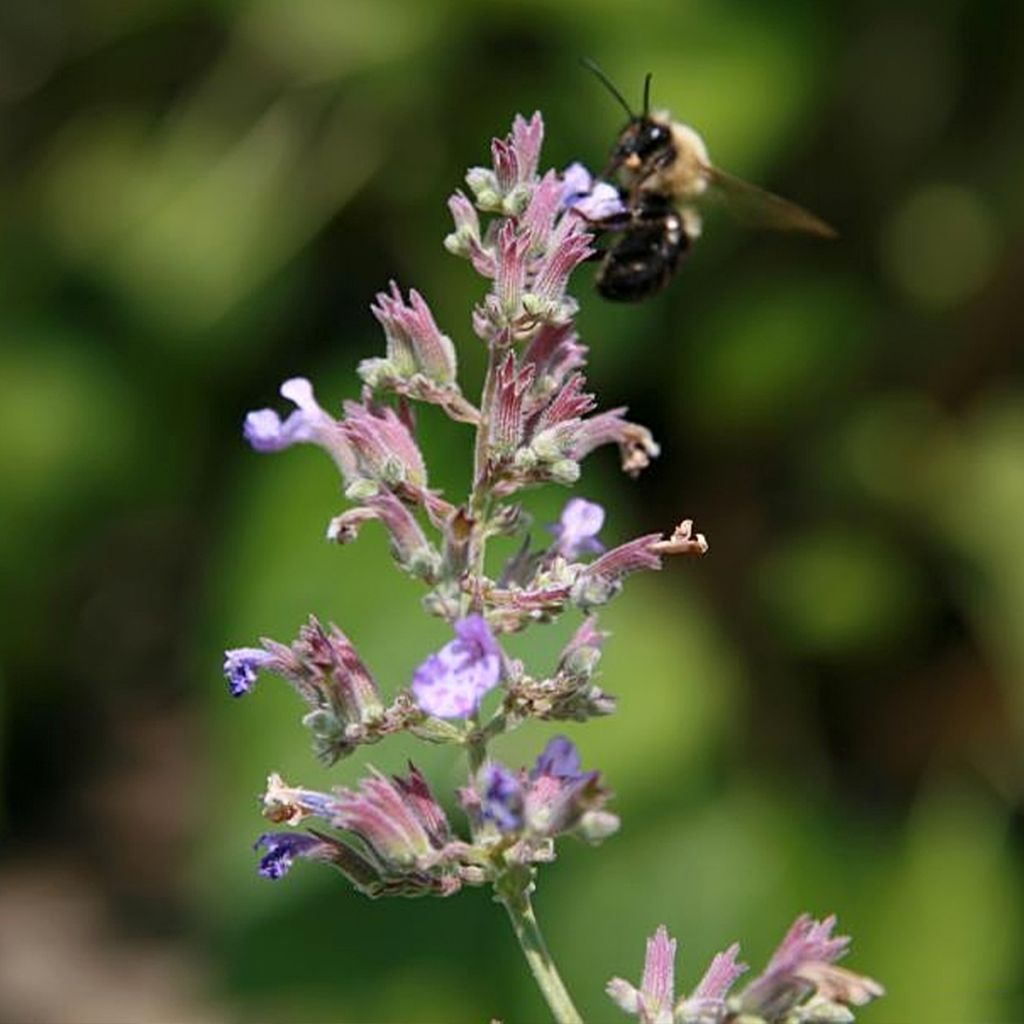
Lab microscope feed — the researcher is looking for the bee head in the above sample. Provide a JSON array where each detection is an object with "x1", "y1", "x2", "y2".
[
  {"x1": 607, "y1": 116, "x2": 674, "y2": 179},
  {"x1": 581, "y1": 61, "x2": 675, "y2": 182}
]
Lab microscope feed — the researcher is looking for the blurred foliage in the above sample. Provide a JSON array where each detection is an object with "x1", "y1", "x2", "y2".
[{"x1": 2, "y1": 0, "x2": 1023, "y2": 1021}]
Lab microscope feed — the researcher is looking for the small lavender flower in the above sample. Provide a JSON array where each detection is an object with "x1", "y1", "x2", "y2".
[
  {"x1": 243, "y1": 377, "x2": 359, "y2": 485},
  {"x1": 479, "y1": 762, "x2": 525, "y2": 832},
  {"x1": 254, "y1": 832, "x2": 327, "y2": 880},
  {"x1": 524, "y1": 735, "x2": 615, "y2": 840},
  {"x1": 560, "y1": 161, "x2": 627, "y2": 220},
  {"x1": 223, "y1": 647, "x2": 277, "y2": 697},
  {"x1": 531, "y1": 734, "x2": 582, "y2": 778},
  {"x1": 411, "y1": 614, "x2": 502, "y2": 719},
  {"x1": 548, "y1": 497, "x2": 606, "y2": 560}
]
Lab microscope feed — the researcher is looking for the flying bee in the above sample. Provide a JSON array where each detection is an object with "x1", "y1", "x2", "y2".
[{"x1": 579, "y1": 60, "x2": 836, "y2": 302}]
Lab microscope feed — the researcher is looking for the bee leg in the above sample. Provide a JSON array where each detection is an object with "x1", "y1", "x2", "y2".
[{"x1": 568, "y1": 207, "x2": 633, "y2": 236}]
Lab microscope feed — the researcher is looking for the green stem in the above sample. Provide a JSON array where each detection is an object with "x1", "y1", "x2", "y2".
[
  {"x1": 466, "y1": 339, "x2": 580, "y2": 1021},
  {"x1": 500, "y1": 888, "x2": 584, "y2": 1024}
]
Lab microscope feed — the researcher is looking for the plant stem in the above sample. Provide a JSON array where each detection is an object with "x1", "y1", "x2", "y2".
[{"x1": 500, "y1": 888, "x2": 584, "y2": 1024}]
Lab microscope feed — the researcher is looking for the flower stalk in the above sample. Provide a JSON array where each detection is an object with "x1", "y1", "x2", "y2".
[
  {"x1": 500, "y1": 884, "x2": 584, "y2": 1024},
  {"x1": 221, "y1": 107, "x2": 881, "y2": 1024}
]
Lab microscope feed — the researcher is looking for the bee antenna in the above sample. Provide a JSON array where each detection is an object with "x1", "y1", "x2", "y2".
[
  {"x1": 642, "y1": 72, "x2": 653, "y2": 116},
  {"x1": 580, "y1": 57, "x2": 635, "y2": 119}
]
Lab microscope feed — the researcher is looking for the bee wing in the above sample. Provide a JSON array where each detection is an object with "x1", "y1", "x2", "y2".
[{"x1": 701, "y1": 164, "x2": 837, "y2": 238}]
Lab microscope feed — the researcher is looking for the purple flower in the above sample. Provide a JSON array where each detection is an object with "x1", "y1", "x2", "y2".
[
  {"x1": 411, "y1": 614, "x2": 502, "y2": 719},
  {"x1": 243, "y1": 378, "x2": 329, "y2": 452},
  {"x1": 531, "y1": 734, "x2": 583, "y2": 779},
  {"x1": 254, "y1": 829, "x2": 388, "y2": 893},
  {"x1": 561, "y1": 161, "x2": 627, "y2": 220},
  {"x1": 243, "y1": 377, "x2": 357, "y2": 480},
  {"x1": 254, "y1": 832, "x2": 326, "y2": 880},
  {"x1": 259, "y1": 765, "x2": 464, "y2": 899},
  {"x1": 479, "y1": 762, "x2": 524, "y2": 832},
  {"x1": 223, "y1": 647, "x2": 277, "y2": 697},
  {"x1": 548, "y1": 498, "x2": 605, "y2": 560},
  {"x1": 524, "y1": 735, "x2": 615, "y2": 839}
]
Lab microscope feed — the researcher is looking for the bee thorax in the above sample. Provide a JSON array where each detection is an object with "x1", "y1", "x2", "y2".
[{"x1": 642, "y1": 120, "x2": 710, "y2": 202}]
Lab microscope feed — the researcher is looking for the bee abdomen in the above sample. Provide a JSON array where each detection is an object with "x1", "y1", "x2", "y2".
[{"x1": 595, "y1": 210, "x2": 688, "y2": 302}]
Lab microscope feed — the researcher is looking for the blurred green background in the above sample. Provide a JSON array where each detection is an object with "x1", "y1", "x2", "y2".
[{"x1": 2, "y1": 0, "x2": 1023, "y2": 1021}]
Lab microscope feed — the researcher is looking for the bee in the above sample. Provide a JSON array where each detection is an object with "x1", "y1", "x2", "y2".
[{"x1": 580, "y1": 60, "x2": 836, "y2": 302}]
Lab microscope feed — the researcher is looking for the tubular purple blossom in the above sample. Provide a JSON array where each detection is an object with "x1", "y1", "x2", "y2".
[
  {"x1": 411, "y1": 614, "x2": 503, "y2": 719},
  {"x1": 573, "y1": 521, "x2": 707, "y2": 609},
  {"x1": 243, "y1": 377, "x2": 357, "y2": 479},
  {"x1": 223, "y1": 647, "x2": 278, "y2": 697},
  {"x1": 478, "y1": 762, "x2": 525, "y2": 833},
  {"x1": 560, "y1": 161, "x2": 628, "y2": 220},
  {"x1": 523, "y1": 735, "x2": 613, "y2": 839},
  {"x1": 548, "y1": 498, "x2": 606, "y2": 560},
  {"x1": 254, "y1": 832, "x2": 330, "y2": 880},
  {"x1": 522, "y1": 322, "x2": 588, "y2": 399}
]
